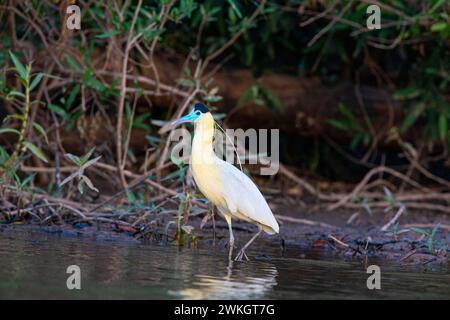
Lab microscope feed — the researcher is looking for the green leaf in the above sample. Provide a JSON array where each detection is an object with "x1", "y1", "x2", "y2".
[
  {"x1": 363, "y1": 132, "x2": 371, "y2": 146},
  {"x1": 175, "y1": 78, "x2": 194, "y2": 87},
  {"x1": 95, "y1": 30, "x2": 120, "y2": 39},
  {"x1": 429, "y1": 0, "x2": 446, "y2": 14},
  {"x1": 350, "y1": 133, "x2": 362, "y2": 150},
  {"x1": 391, "y1": 222, "x2": 399, "y2": 234},
  {"x1": 132, "y1": 113, "x2": 151, "y2": 130},
  {"x1": 47, "y1": 103, "x2": 69, "y2": 120},
  {"x1": 228, "y1": 6, "x2": 237, "y2": 25},
  {"x1": 125, "y1": 188, "x2": 137, "y2": 204},
  {"x1": 383, "y1": 187, "x2": 395, "y2": 204},
  {"x1": 179, "y1": 0, "x2": 197, "y2": 18},
  {"x1": 394, "y1": 85, "x2": 422, "y2": 100},
  {"x1": 64, "y1": 54, "x2": 81, "y2": 73},
  {"x1": 20, "y1": 173, "x2": 36, "y2": 187},
  {"x1": 77, "y1": 180, "x2": 85, "y2": 194},
  {"x1": 204, "y1": 95, "x2": 223, "y2": 103},
  {"x1": 85, "y1": 77, "x2": 105, "y2": 92},
  {"x1": 227, "y1": 0, "x2": 242, "y2": 19},
  {"x1": 66, "y1": 84, "x2": 80, "y2": 109},
  {"x1": 427, "y1": 236, "x2": 433, "y2": 254},
  {"x1": 411, "y1": 227, "x2": 428, "y2": 235},
  {"x1": 9, "y1": 51, "x2": 27, "y2": 80},
  {"x1": 23, "y1": 141, "x2": 48, "y2": 163},
  {"x1": 42, "y1": 73, "x2": 63, "y2": 81},
  {"x1": 339, "y1": 103, "x2": 361, "y2": 130},
  {"x1": 431, "y1": 223, "x2": 440, "y2": 237},
  {"x1": 143, "y1": 28, "x2": 164, "y2": 42},
  {"x1": 0, "y1": 128, "x2": 21, "y2": 135},
  {"x1": 81, "y1": 147, "x2": 96, "y2": 164},
  {"x1": 3, "y1": 114, "x2": 22, "y2": 123},
  {"x1": 327, "y1": 119, "x2": 349, "y2": 131},
  {"x1": 32, "y1": 122, "x2": 49, "y2": 144},
  {"x1": 7, "y1": 90, "x2": 26, "y2": 99},
  {"x1": 65, "y1": 153, "x2": 82, "y2": 166},
  {"x1": 430, "y1": 22, "x2": 448, "y2": 32},
  {"x1": 401, "y1": 103, "x2": 425, "y2": 133},
  {"x1": 260, "y1": 87, "x2": 282, "y2": 111},
  {"x1": 30, "y1": 72, "x2": 44, "y2": 91}
]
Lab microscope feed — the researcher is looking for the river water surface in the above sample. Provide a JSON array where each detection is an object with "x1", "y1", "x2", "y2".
[{"x1": 0, "y1": 227, "x2": 448, "y2": 299}]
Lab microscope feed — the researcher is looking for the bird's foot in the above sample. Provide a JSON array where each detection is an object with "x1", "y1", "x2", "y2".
[{"x1": 234, "y1": 249, "x2": 250, "y2": 262}]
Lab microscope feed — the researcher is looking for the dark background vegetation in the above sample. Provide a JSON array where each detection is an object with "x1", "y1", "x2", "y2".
[{"x1": 0, "y1": 0, "x2": 449, "y2": 233}]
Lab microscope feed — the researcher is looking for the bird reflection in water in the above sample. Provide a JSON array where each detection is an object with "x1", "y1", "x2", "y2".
[{"x1": 169, "y1": 260, "x2": 278, "y2": 299}]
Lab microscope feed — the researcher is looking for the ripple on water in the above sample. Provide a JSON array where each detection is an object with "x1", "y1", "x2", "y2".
[{"x1": 0, "y1": 227, "x2": 448, "y2": 299}]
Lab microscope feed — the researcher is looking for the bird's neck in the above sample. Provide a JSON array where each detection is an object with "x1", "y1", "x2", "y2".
[
  {"x1": 191, "y1": 113, "x2": 225, "y2": 208},
  {"x1": 192, "y1": 113, "x2": 216, "y2": 163}
]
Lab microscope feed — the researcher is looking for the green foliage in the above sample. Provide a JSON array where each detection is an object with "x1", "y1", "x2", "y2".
[
  {"x1": 296, "y1": 0, "x2": 450, "y2": 151},
  {"x1": 383, "y1": 187, "x2": 404, "y2": 210},
  {"x1": 3, "y1": 1, "x2": 446, "y2": 152},
  {"x1": 1, "y1": 52, "x2": 49, "y2": 173},
  {"x1": 175, "y1": 193, "x2": 194, "y2": 247},
  {"x1": 1, "y1": 0, "x2": 449, "y2": 186},
  {"x1": 23, "y1": 142, "x2": 48, "y2": 163},
  {"x1": 352, "y1": 196, "x2": 372, "y2": 216},
  {"x1": 328, "y1": 103, "x2": 372, "y2": 150},
  {"x1": 239, "y1": 84, "x2": 281, "y2": 111},
  {"x1": 411, "y1": 223, "x2": 441, "y2": 254},
  {"x1": 60, "y1": 147, "x2": 101, "y2": 195}
]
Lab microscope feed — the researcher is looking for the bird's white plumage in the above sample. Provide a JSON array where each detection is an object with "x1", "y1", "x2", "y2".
[
  {"x1": 177, "y1": 108, "x2": 279, "y2": 260},
  {"x1": 188, "y1": 112, "x2": 279, "y2": 235},
  {"x1": 217, "y1": 158, "x2": 279, "y2": 234}
]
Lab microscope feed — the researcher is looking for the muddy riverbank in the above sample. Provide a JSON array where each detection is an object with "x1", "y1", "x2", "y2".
[{"x1": 1, "y1": 203, "x2": 448, "y2": 268}]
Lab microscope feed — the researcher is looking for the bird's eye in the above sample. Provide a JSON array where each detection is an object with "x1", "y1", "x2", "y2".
[{"x1": 196, "y1": 111, "x2": 201, "y2": 116}]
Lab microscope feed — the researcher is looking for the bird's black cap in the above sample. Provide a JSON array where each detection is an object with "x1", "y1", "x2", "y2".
[{"x1": 194, "y1": 102, "x2": 209, "y2": 114}]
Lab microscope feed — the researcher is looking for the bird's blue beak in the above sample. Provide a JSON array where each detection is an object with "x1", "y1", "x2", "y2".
[{"x1": 172, "y1": 111, "x2": 199, "y2": 126}]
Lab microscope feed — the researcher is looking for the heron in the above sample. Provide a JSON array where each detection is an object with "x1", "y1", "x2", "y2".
[{"x1": 173, "y1": 102, "x2": 279, "y2": 261}]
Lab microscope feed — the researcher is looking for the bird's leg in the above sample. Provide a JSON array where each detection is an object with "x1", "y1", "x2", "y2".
[
  {"x1": 212, "y1": 207, "x2": 216, "y2": 246},
  {"x1": 235, "y1": 227, "x2": 262, "y2": 262},
  {"x1": 226, "y1": 216, "x2": 235, "y2": 261}
]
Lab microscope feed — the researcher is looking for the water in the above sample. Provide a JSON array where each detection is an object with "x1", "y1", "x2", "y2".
[{"x1": 0, "y1": 227, "x2": 448, "y2": 299}]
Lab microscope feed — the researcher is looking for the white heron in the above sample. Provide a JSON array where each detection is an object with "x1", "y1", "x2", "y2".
[{"x1": 173, "y1": 103, "x2": 279, "y2": 261}]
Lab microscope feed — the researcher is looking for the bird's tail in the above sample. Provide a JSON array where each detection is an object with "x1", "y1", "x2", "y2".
[{"x1": 261, "y1": 220, "x2": 279, "y2": 235}]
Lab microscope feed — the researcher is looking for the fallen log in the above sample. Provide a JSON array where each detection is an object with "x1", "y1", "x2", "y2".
[{"x1": 136, "y1": 53, "x2": 402, "y2": 139}]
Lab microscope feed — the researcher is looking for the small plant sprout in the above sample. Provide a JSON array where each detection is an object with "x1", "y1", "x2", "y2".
[
  {"x1": 59, "y1": 147, "x2": 102, "y2": 194},
  {"x1": 390, "y1": 223, "x2": 399, "y2": 240},
  {"x1": 381, "y1": 187, "x2": 408, "y2": 229},
  {"x1": 352, "y1": 196, "x2": 372, "y2": 216},
  {"x1": 383, "y1": 187, "x2": 404, "y2": 211},
  {"x1": 411, "y1": 223, "x2": 441, "y2": 254},
  {"x1": 175, "y1": 193, "x2": 189, "y2": 246},
  {"x1": 1, "y1": 51, "x2": 53, "y2": 174},
  {"x1": 174, "y1": 192, "x2": 198, "y2": 246}
]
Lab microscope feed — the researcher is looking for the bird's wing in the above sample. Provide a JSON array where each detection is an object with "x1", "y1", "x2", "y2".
[{"x1": 217, "y1": 159, "x2": 279, "y2": 234}]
